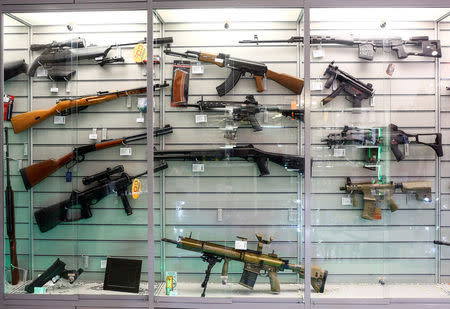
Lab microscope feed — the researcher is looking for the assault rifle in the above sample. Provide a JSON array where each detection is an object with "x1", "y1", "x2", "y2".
[
  {"x1": 4, "y1": 128, "x2": 19, "y2": 284},
  {"x1": 20, "y1": 125, "x2": 173, "y2": 190},
  {"x1": 25, "y1": 259, "x2": 83, "y2": 293},
  {"x1": 180, "y1": 95, "x2": 304, "y2": 139},
  {"x1": 11, "y1": 87, "x2": 147, "y2": 133},
  {"x1": 34, "y1": 165, "x2": 159, "y2": 233},
  {"x1": 340, "y1": 177, "x2": 432, "y2": 220},
  {"x1": 239, "y1": 35, "x2": 441, "y2": 60},
  {"x1": 164, "y1": 49, "x2": 303, "y2": 96},
  {"x1": 163, "y1": 234, "x2": 327, "y2": 296},
  {"x1": 4, "y1": 59, "x2": 28, "y2": 81},
  {"x1": 155, "y1": 144, "x2": 304, "y2": 176},
  {"x1": 322, "y1": 62, "x2": 374, "y2": 107}
]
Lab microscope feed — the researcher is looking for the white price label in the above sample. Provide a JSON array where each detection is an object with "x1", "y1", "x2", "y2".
[
  {"x1": 217, "y1": 208, "x2": 223, "y2": 222},
  {"x1": 120, "y1": 147, "x2": 132, "y2": 156},
  {"x1": 311, "y1": 81, "x2": 323, "y2": 91},
  {"x1": 50, "y1": 87, "x2": 59, "y2": 93},
  {"x1": 54, "y1": 116, "x2": 66, "y2": 125},
  {"x1": 36, "y1": 67, "x2": 48, "y2": 77},
  {"x1": 288, "y1": 209, "x2": 297, "y2": 222},
  {"x1": 191, "y1": 64, "x2": 204, "y2": 74},
  {"x1": 235, "y1": 240, "x2": 247, "y2": 250},
  {"x1": 333, "y1": 148, "x2": 346, "y2": 157},
  {"x1": 101, "y1": 260, "x2": 107, "y2": 269},
  {"x1": 136, "y1": 116, "x2": 145, "y2": 123},
  {"x1": 102, "y1": 128, "x2": 108, "y2": 140},
  {"x1": 312, "y1": 48, "x2": 325, "y2": 58},
  {"x1": 89, "y1": 133, "x2": 98, "y2": 140},
  {"x1": 215, "y1": 58, "x2": 224, "y2": 64},
  {"x1": 195, "y1": 114, "x2": 208, "y2": 123},
  {"x1": 342, "y1": 196, "x2": 352, "y2": 206},
  {"x1": 192, "y1": 163, "x2": 205, "y2": 172}
]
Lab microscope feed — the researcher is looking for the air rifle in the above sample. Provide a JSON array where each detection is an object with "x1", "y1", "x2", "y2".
[
  {"x1": 163, "y1": 234, "x2": 327, "y2": 296},
  {"x1": 20, "y1": 125, "x2": 173, "y2": 190},
  {"x1": 239, "y1": 35, "x2": 441, "y2": 60},
  {"x1": 340, "y1": 177, "x2": 432, "y2": 220},
  {"x1": 155, "y1": 144, "x2": 304, "y2": 176},
  {"x1": 4, "y1": 59, "x2": 28, "y2": 81},
  {"x1": 180, "y1": 95, "x2": 304, "y2": 139},
  {"x1": 11, "y1": 87, "x2": 147, "y2": 133},
  {"x1": 164, "y1": 49, "x2": 303, "y2": 96},
  {"x1": 322, "y1": 62, "x2": 374, "y2": 107},
  {"x1": 34, "y1": 165, "x2": 160, "y2": 233},
  {"x1": 4, "y1": 128, "x2": 19, "y2": 285}
]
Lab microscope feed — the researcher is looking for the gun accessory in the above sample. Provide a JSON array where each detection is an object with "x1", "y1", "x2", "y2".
[
  {"x1": 322, "y1": 62, "x2": 374, "y2": 107},
  {"x1": 162, "y1": 234, "x2": 327, "y2": 296},
  {"x1": 25, "y1": 259, "x2": 83, "y2": 293},
  {"x1": 20, "y1": 125, "x2": 173, "y2": 190},
  {"x1": 239, "y1": 35, "x2": 441, "y2": 60},
  {"x1": 3, "y1": 94, "x2": 14, "y2": 121},
  {"x1": 4, "y1": 128, "x2": 19, "y2": 285},
  {"x1": 28, "y1": 37, "x2": 146, "y2": 78},
  {"x1": 389, "y1": 124, "x2": 443, "y2": 161},
  {"x1": 164, "y1": 49, "x2": 304, "y2": 96},
  {"x1": 4, "y1": 59, "x2": 28, "y2": 81},
  {"x1": 34, "y1": 166, "x2": 153, "y2": 233},
  {"x1": 180, "y1": 95, "x2": 304, "y2": 140},
  {"x1": 155, "y1": 144, "x2": 304, "y2": 176},
  {"x1": 11, "y1": 87, "x2": 147, "y2": 133},
  {"x1": 340, "y1": 177, "x2": 432, "y2": 220}
]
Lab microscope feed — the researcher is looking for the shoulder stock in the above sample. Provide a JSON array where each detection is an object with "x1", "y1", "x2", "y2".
[
  {"x1": 266, "y1": 70, "x2": 304, "y2": 94},
  {"x1": 11, "y1": 107, "x2": 58, "y2": 133}
]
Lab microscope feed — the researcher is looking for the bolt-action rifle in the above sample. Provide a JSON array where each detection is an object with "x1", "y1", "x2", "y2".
[
  {"x1": 239, "y1": 35, "x2": 441, "y2": 61},
  {"x1": 164, "y1": 49, "x2": 304, "y2": 96},
  {"x1": 154, "y1": 144, "x2": 304, "y2": 176},
  {"x1": 20, "y1": 125, "x2": 173, "y2": 190},
  {"x1": 34, "y1": 165, "x2": 161, "y2": 233},
  {"x1": 10, "y1": 87, "x2": 147, "y2": 133},
  {"x1": 340, "y1": 177, "x2": 432, "y2": 220},
  {"x1": 4, "y1": 59, "x2": 28, "y2": 81},
  {"x1": 322, "y1": 62, "x2": 374, "y2": 107},
  {"x1": 180, "y1": 95, "x2": 304, "y2": 139},
  {"x1": 163, "y1": 234, "x2": 327, "y2": 296}
]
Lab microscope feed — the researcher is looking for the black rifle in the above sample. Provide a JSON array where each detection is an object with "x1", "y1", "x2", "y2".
[
  {"x1": 155, "y1": 144, "x2": 304, "y2": 176},
  {"x1": 434, "y1": 240, "x2": 450, "y2": 246},
  {"x1": 180, "y1": 95, "x2": 304, "y2": 139},
  {"x1": 4, "y1": 59, "x2": 28, "y2": 81},
  {"x1": 390, "y1": 124, "x2": 443, "y2": 161},
  {"x1": 25, "y1": 259, "x2": 83, "y2": 293},
  {"x1": 4, "y1": 128, "x2": 19, "y2": 285},
  {"x1": 239, "y1": 35, "x2": 441, "y2": 60},
  {"x1": 322, "y1": 62, "x2": 374, "y2": 107},
  {"x1": 34, "y1": 165, "x2": 163, "y2": 233}
]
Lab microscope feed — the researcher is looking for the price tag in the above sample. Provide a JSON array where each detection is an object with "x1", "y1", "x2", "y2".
[
  {"x1": 89, "y1": 133, "x2": 97, "y2": 140},
  {"x1": 215, "y1": 58, "x2": 224, "y2": 64},
  {"x1": 101, "y1": 260, "x2": 107, "y2": 269},
  {"x1": 137, "y1": 97, "x2": 147, "y2": 112},
  {"x1": 312, "y1": 47, "x2": 325, "y2": 58},
  {"x1": 311, "y1": 80, "x2": 323, "y2": 91},
  {"x1": 50, "y1": 87, "x2": 59, "y2": 93},
  {"x1": 342, "y1": 196, "x2": 352, "y2": 206},
  {"x1": 34, "y1": 287, "x2": 47, "y2": 294},
  {"x1": 120, "y1": 147, "x2": 132, "y2": 156},
  {"x1": 191, "y1": 64, "x2": 204, "y2": 74},
  {"x1": 333, "y1": 148, "x2": 346, "y2": 157},
  {"x1": 136, "y1": 113, "x2": 145, "y2": 123},
  {"x1": 23, "y1": 144, "x2": 28, "y2": 156},
  {"x1": 36, "y1": 67, "x2": 48, "y2": 77},
  {"x1": 288, "y1": 209, "x2": 297, "y2": 222},
  {"x1": 235, "y1": 240, "x2": 247, "y2": 250},
  {"x1": 54, "y1": 116, "x2": 66, "y2": 125},
  {"x1": 192, "y1": 163, "x2": 204, "y2": 172},
  {"x1": 195, "y1": 114, "x2": 207, "y2": 123},
  {"x1": 102, "y1": 128, "x2": 107, "y2": 140},
  {"x1": 217, "y1": 208, "x2": 223, "y2": 222}
]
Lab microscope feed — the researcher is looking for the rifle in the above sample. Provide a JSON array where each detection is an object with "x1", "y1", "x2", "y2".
[
  {"x1": 4, "y1": 128, "x2": 19, "y2": 285},
  {"x1": 10, "y1": 87, "x2": 147, "y2": 133},
  {"x1": 34, "y1": 165, "x2": 160, "y2": 233},
  {"x1": 25, "y1": 259, "x2": 83, "y2": 293},
  {"x1": 340, "y1": 177, "x2": 432, "y2": 220},
  {"x1": 154, "y1": 144, "x2": 304, "y2": 176},
  {"x1": 164, "y1": 49, "x2": 303, "y2": 96},
  {"x1": 322, "y1": 62, "x2": 374, "y2": 107},
  {"x1": 162, "y1": 234, "x2": 327, "y2": 296},
  {"x1": 389, "y1": 124, "x2": 443, "y2": 161},
  {"x1": 20, "y1": 125, "x2": 173, "y2": 190},
  {"x1": 180, "y1": 95, "x2": 304, "y2": 139},
  {"x1": 4, "y1": 59, "x2": 28, "y2": 81},
  {"x1": 434, "y1": 240, "x2": 450, "y2": 246},
  {"x1": 239, "y1": 35, "x2": 441, "y2": 60}
]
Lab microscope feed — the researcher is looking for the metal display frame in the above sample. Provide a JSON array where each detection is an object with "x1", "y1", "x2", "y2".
[{"x1": 0, "y1": 0, "x2": 450, "y2": 308}]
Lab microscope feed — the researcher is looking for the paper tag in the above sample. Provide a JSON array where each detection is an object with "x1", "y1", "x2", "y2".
[
  {"x1": 101, "y1": 260, "x2": 107, "y2": 269},
  {"x1": 215, "y1": 58, "x2": 224, "y2": 64},
  {"x1": 386, "y1": 63, "x2": 396, "y2": 76},
  {"x1": 333, "y1": 148, "x2": 346, "y2": 157},
  {"x1": 89, "y1": 133, "x2": 97, "y2": 140},
  {"x1": 192, "y1": 163, "x2": 204, "y2": 172},
  {"x1": 312, "y1": 47, "x2": 325, "y2": 58},
  {"x1": 342, "y1": 196, "x2": 352, "y2": 206},
  {"x1": 137, "y1": 97, "x2": 147, "y2": 112},
  {"x1": 102, "y1": 128, "x2": 107, "y2": 140},
  {"x1": 50, "y1": 87, "x2": 59, "y2": 93},
  {"x1": 54, "y1": 116, "x2": 66, "y2": 125},
  {"x1": 120, "y1": 147, "x2": 132, "y2": 156},
  {"x1": 288, "y1": 209, "x2": 297, "y2": 222},
  {"x1": 34, "y1": 287, "x2": 47, "y2": 294},
  {"x1": 217, "y1": 208, "x2": 223, "y2": 222},
  {"x1": 23, "y1": 144, "x2": 28, "y2": 156},
  {"x1": 136, "y1": 114, "x2": 145, "y2": 123},
  {"x1": 235, "y1": 240, "x2": 247, "y2": 250},
  {"x1": 195, "y1": 114, "x2": 207, "y2": 123},
  {"x1": 126, "y1": 96, "x2": 132, "y2": 109},
  {"x1": 311, "y1": 80, "x2": 323, "y2": 91},
  {"x1": 132, "y1": 178, "x2": 142, "y2": 200},
  {"x1": 36, "y1": 67, "x2": 48, "y2": 77},
  {"x1": 191, "y1": 64, "x2": 204, "y2": 74}
]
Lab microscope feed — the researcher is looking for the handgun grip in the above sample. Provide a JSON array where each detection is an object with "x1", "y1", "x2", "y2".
[
  {"x1": 248, "y1": 114, "x2": 262, "y2": 131},
  {"x1": 392, "y1": 45, "x2": 408, "y2": 59},
  {"x1": 362, "y1": 199, "x2": 382, "y2": 220},
  {"x1": 268, "y1": 270, "x2": 280, "y2": 294},
  {"x1": 216, "y1": 69, "x2": 242, "y2": 97},
  {"x1": 34, "y1": 199, "x2": 72, "y2": 233},
  {"x1": 390, "y1": 143, "x2": 404, "y2": 162},
  {"x1": 254, "y1": 75, "x2": 265, "y2": 92},
  {"x1": 254, "y1": 157, "x2": 270, "y2": 176},
  {"x1": 322, "y1": 85, "x2": 343, "y2": 105},
  {"x1": 119, "y1": 190, "x2": 133, "y2": 216}
]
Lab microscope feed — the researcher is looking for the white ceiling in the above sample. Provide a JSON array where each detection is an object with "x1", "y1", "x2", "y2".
[{"x1": 311, "y1": 8, "x2": 450, "y2": 21}]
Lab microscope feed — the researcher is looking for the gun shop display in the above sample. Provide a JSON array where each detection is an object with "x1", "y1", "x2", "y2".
[
  {"x1": 340, "y1": 177, "x2": 432, "y2": 220},
  {"x1": 162, "y1": 234, "x2": 328, "y2": 296},
  {"x1": 239, "y1": 35, "x2": 442, "y2": 60}
]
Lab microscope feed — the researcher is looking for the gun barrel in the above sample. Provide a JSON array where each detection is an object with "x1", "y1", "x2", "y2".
[{"x1": 161, "y1": 238, "x2": 178, "y2": 245}]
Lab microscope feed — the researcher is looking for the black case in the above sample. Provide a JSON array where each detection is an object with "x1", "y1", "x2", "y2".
[{"x1": 103, "y1": 258, "x2": 142, "y2": 293}]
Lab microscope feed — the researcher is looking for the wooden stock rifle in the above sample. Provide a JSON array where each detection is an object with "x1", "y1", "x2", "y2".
[
  {"x1": 20, "y1": 125, "x2": 173, "y2": 190},
  {"x1": 11, "y1": 87, "x2": 147, "y2": 133}
]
